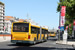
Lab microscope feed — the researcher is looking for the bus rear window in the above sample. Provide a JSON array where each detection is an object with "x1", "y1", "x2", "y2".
[{"x1": 13, "y1": 23, "x2": 29, "y2": 32}]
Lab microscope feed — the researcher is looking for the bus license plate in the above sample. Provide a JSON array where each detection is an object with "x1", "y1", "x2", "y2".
[{"x1": 18, "y1": 41, "x2": 22, "y2": 42}]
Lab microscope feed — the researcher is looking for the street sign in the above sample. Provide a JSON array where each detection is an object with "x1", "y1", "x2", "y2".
[
  {"x1": 60, "y1": 26, "x2": 64, "y2": 31},
  {"x1": 58, "y1": 26, "x2": 60, "y2": 29}
]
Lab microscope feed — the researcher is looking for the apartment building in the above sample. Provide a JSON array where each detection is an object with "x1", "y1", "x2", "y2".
[
  {"x1": 4, "y1": 16, "x2": 13, "y2": 33},
  {"x1": 4, "y1": 16, "x2": 19, "y2": 33},
  {"x1": 0, "y1": 2, "x2": 5, "y2": 33}
]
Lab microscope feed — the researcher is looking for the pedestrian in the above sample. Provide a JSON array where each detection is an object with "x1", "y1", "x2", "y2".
[{"x1": 56, "y1": 30, "x2": 59, "y2": 40}]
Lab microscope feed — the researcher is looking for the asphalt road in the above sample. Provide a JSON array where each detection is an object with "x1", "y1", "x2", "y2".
[{"x1": 0, "y1": 37, "x2": 75, "y2": 50}]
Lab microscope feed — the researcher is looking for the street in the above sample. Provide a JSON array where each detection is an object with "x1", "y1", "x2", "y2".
[{"x1": 0, "y1": 37, "x2": 75, "y2": 50}]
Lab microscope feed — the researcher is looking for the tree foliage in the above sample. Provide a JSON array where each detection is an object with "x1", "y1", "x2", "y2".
[
  {"x1": 0, "y1": 2, "x2": 4, "y2": 6},
  {"x1": 57, "y1": 0, "x2": 75, "y2": 35}
]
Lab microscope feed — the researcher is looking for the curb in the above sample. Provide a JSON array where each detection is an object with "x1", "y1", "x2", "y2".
[
  {"x1": 56, "y1": 41, "x2": 75, "y2": 46},
  {"x1": 0, "y1": 40, "x2": 10, "y2": 42}
]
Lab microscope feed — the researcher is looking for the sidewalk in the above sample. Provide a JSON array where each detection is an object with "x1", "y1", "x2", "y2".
[
  {"x1": 0, "y1": 34, "x2": 11, "y2": 42},
  {"x1": 56, "y1": 40, "x2": 75, "y2": 45}
]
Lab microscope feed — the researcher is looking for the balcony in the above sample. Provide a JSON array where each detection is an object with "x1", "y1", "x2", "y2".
[
  {"x1": 0, "y1": 31, "x2": 3, "y2": 32},
  {"x1": 0, "y1": 5, "x2": 4, "y2": 8},
  {"x1": 0, "y1": 12, "x2": 4, "y2": 14},
  {"x1": 0, "y1": 24, "x2": 3, "y2": 26},
  {"x1": 0, "y1": 14, "x2": 3, "y2": 16},
  {"x1": 0, "y1": 14, "x2": 2, "y2": 15},
  {"x1": 0, "y1": 23, "x2": 3, "y2": 25},
  {"x1": 0, "y1": 8, "x2": 3, "y2": 10},
  {"x1": 0, "y1": 17, "x2": 3, "y2": 19},
  {"x1": 0, "y1": 20, "x2": 3, "y2": 23},
  {"x1": 0, "y1": 27, "x2": 3, "y2": 29},
  {"x1": 0, "y1": 11, "x2": 4, "y2": 13},
  {"x1": 0, "y1": 30, "x2": 4, "y2": 32}
]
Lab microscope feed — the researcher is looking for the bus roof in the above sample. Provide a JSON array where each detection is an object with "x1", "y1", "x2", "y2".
[
  {"x1": 12, "y1": 22, "x2": 48, "y2": 29},
  {"x1": 42, "y1": 27, "x2": 48, "y2": 30},
  {"x1": 12, "y1": 22, "x2": 29, "y2": 24},
  {"x1": 31, "y1": 25, "x2": 40, "y2": 28}
]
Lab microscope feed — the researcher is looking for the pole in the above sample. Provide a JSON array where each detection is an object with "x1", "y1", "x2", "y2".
[
  {"x1": 58, "y1": 2, "x2": 61, "y2": 41},
  {"x1": 68, "y1": 28, "x2": 70, "y2": 33},
  {"x1": 59, "y1": 12, "x2": 61, "y2": 41},
  {"x1": 58, "y1": 0, "x2": 62, "y2": 41},
  {"x1": 59, "y1": 0, "x2": 65, "y2": 41}
]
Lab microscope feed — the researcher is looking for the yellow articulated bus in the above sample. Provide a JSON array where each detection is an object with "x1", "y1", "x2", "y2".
[
  {"x1": 11, "y1": 22, "x2": 48, "y2": 44},
  {"x1": 48, "y1": 31, "x2": 50, "y2": 38},
  {"x1": 48, "y1": 30, "x2": 56, "y2": 37},
  {"x1": 42, "y1": 28, "x2": 48, "y2": 40},
  {"x1": 49, "y1": 31, "x2": 56, "y2": 37}
]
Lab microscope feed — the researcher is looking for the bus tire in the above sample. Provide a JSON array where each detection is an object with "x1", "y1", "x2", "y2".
[
  {"x1": 33, "y1": 41, "x2": 36, "y2": 44},
  {"x1": 43, "y1": 37, "x2": 45, "y2": 41},
  {"x1": 33, "y1": 38, "x2": 36, "y2": 44},
  {"x1": 42, "y1": 37, "x2": 44, "y2": 42},
  {"x1": 45, "y1": 38, "x2": 47, "y2": 42}
]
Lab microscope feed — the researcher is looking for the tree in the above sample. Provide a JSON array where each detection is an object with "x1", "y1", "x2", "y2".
[
  {"x1": 0, "y1": 2, "x2": 4, "y2": 6},
  {"x1": 57, "y1": 0, "x2": 75, "y2": 35}
]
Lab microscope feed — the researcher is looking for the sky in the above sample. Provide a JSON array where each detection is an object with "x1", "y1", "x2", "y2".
[{"x1": 0, "y1": 0, "x2": 59, "y2": 29}]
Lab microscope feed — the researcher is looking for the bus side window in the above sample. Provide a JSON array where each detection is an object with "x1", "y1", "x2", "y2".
[
  {"x1": 37, "y1": 28, "x2": 40, "y2": 34},
  {"x1": 31, "y1": 26, "x2": 37, "y2": 33},
  {"x1": 14, "y1": 26, "x2": 17, "y2": 30},
  {"x1": 42, "y1": 29, "x2": 45, "y2": 34},
  {"x1": 38, "y1": 28, "x2": 40, "y2": 34}
]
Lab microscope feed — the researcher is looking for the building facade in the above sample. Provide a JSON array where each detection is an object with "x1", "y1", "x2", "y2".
[
  {"x1": 0, "y1": 2, "x2": 5, "y2": 33},
  {"x1": 4, "y1": 16, "x2": 19, "y2": 33}
]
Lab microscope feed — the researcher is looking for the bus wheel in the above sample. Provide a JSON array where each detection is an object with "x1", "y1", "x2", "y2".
[
  {"x1": 33, "y1": 41, "x2": 36, "y2": 44},
  {"x1": 41, "y1": 37, "x2": 44, "y2": 42},
  {"x1": 45, "y1": 38, "x2": 47, "y2": 42},
  {"x1": 33, "y1": 38, "x2": 36, "y2": 44},
  {"x1": 41, "y1": 40, "x2": 44, "y2": 42}
]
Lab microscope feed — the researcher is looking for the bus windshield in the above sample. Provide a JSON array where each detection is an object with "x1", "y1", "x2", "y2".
[
  {"x1": 50, "y1": 32, "x2": 54, "y2": 34},
  {"x1": 13, "y1": 23, "x2": 29, "y2": 32}
]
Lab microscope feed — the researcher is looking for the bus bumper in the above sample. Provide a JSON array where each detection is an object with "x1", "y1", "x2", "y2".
[{"x1": 11, "y1": 40, "x2": 34, "y2": 44}]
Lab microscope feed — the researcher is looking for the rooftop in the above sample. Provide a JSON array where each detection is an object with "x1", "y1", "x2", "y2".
[
  {"x1": 5, "y1": 16, "x2": 14, "y2": 18},
  {"x1": 0, "y1": 2, "x2": 4, "y2": 6},
  {"x1": 4, "y1": 19, "x2": 10, "y2": 21},
  {"x1": 19, "y1": 19, "x2": 24, "y2": 21}
]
